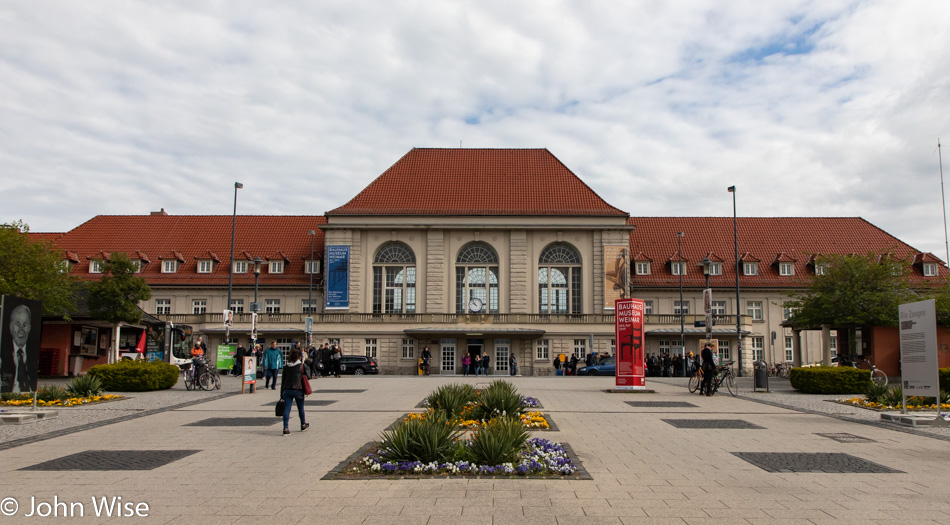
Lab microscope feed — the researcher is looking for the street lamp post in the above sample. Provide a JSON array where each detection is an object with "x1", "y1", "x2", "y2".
[
  {"x1": 677, "y1": 232, "x2": 685, "y2": 363},
  {"x1": 701, "y1": 257, "x2": 713, "y2": 340},
  {"x1": 226, "y1": 182, "x2": 243, "y2": 344},
  {"x1": 728, "y1": 186, "x2": 742, "y2": 376},
  {"x1": 307, "y1": 230, "x2": 316, "y2": 347},
  {"x1": 252, "y1": 257, "x2": 263, "y2": 348}
]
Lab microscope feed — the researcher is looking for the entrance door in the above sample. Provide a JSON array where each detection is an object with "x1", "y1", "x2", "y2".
[
  {"x1": 494, "y1": 339, "x2": 510, "y2": 375},
  {"x1": 440, "y1": 339, "x2": 456, "y2": 374}
]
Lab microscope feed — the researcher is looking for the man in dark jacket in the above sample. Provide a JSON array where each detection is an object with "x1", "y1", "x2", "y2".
[{"x1": 701, "y1": 343, "x2": 716, "y2": 396}]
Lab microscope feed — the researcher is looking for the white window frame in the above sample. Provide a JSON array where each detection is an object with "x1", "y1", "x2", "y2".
[
  {"x1": 270, "y1": 260, "x2": 284, "y2": 274},
  {"x1": 197, "y1": 260, "x2": 213, "y2": 274},
  {"x1": 924, "y1": 263, "x2": 938, "y2": 277},
  {"x1": 402, "y1": 339, "x2": 415, "y2": 359},
  {"x1": 305, "y1": 260, "x2": 320, "y2": 274},
  {"x1": 711, "y1": 301, "x2": 726, "y2": 315},
  {"x1": 752, "y1": 336, "x2": 764, "y2": 362},
  {"x1": 782, "y1": 303, "x2": 794, "y2": 321},
  {"x1": 671, "y1": 262, "x2": 686, "y2": 276},
  {"x1": 131, "y1": 260, "x2": 142, "y2": 273},
  {"x1": 674, "y1": 301, "x2": 689, "y2": 315},
  {"x1": 302, "y1": 299, "x2": 318, "y2": 314},
  {"x1": 779, "y1": 262, "x2": 795, "y2": 276},
  {"x1": 747, "y1": 301, "x2": 763, "y2": 321},
  {"x1": 536, "y1": 339, "x2": 549, "y2": 360},
  {"x1": 573, "y1": 339, "x2": 587, "y2": 358},
  {"x1": 643, "y1": 300, "x2": 653, "y2": 315},
  {"x1": 815, "y1": 263, "x2": 827, "y2": 276},
  {"x1": 162, "y1": 260, "x2": 178, "y2": 274},
  {"x1": 365, "y1": 338, "x2": 377, "y2": 358},
  {"x1": 155, "y1": 299, "x2": 171, "y2": 315},
  {"x1": 233, "y1": 261, "x2": 248, "y2": 274},
  {"x1": 830, "y1": 335, "x2": 838, "y2": 358},
  {"x1": 743, "y1": 262, "x2": 758, "y2": 276},
  {"x1": 635, "y1": 261, "x2": 651, "y2": 275},
  {"x1": 230, "y1": 298, "x2": 244, "y2": 313},
  {"x1": 89, "y1": 260, "x2": 104, "y2": 274},
  {"x1": 192, "y1": 299, "x2": 207, "y2": 314},
  {"x1": 659, "y1": 340, "x2": 672, "y2": 354},
  {"x1": 719, "y1": 340, "x2": 732, "y2": 362},
  {"x1": 785, "y1": 336, "x2": 793, "y2": 362},
  {"x1": 707, "y1": 262, "x2": 722, "y2": 276},
  {"x1": 265, "y1": 299, "x2": 281, "y2": 313}
]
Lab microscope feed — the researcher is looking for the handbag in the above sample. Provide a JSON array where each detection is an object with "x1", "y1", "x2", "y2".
[
  {"x1": 300, "y1": 364, "x2": 312, "y2": 396},
  {"x1": 275, "y1": 398, "x2": 285, "y2": 417}
]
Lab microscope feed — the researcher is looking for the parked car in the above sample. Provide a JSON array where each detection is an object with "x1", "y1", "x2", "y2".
[
  {"x1": 339, "y1": 355, "x2": 379, "y2": 375},
  {"x1": 576, "y1": 357, "x2": 615, "y2": 376}
]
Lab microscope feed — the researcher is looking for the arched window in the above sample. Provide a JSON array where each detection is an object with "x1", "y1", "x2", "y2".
[
  {"x1": 538, "y1": 243, "x2": 582, "y2": 314},
  {"x1": 372, "y1": 242, "x2": 416, "y2": 314},
  {"x1": 456, "y1": 242, "x2": 499, "y2": 313}
]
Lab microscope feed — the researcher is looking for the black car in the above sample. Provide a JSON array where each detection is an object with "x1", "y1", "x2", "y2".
[{"x1": 339, "y1": 355, "x2": 379, "y2": 375}]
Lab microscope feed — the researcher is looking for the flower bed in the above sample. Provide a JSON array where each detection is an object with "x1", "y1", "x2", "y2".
[
  {"x1": 0, "y1": 394, "x2": 123, "y2": 407},
  {"x1": 838, "y1": 398, "x2": 950, "y2": 411},
  {"x1": 345, "y1": 438, "x2": 577, "y2": 477}
]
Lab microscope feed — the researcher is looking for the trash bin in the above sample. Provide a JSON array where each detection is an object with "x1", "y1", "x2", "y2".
[
  {"x1": 70, "y1": 355, "x2": 83, "y2": 376},
  {"x1": 753, "y1": 360, "x2": 768, "y2": 391}
]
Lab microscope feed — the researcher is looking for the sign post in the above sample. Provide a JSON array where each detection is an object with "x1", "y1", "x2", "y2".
[
  {"x1": 242, "y1": 356, "x2": 257, "y2": 394},
  {"x1": 898, "y1": 299, "x2": 944, "y2": 425},
  {"x1": 615, "y1": 298, "x2": 645, "y2": 390}
]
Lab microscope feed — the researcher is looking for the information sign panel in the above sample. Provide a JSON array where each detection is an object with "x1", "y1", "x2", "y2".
[
  {"x1": 899, "y1": 300, "x2": 940, "y2": 397},
  {"x1": 615, "y1": 298, "x2": 645, "y2": 389}
]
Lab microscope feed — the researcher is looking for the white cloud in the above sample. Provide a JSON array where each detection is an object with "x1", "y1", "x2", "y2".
[{"x1": 1, "y1": 0, "x2": 949, "y2": 259}]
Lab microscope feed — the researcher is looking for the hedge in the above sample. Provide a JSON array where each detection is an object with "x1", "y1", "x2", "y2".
[
  {"x1": 88, "y1": 359, "x2": 180, "y2": 392},
  {"x1": 789, "y1": 366, "x2": 871, "y2": 394}
]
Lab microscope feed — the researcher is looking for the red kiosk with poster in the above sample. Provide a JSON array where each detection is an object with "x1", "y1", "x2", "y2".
[{"x1": 615, "y1": 298, "x2": 645, "y2": 390}]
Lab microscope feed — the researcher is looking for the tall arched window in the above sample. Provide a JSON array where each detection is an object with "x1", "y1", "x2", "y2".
[
  {"x1": 538, "y1": 243, "x2": 582, "y2": 314},
  {"x1": 373, "y1": 242, "x2": 416, "y2": 314},
  {"x1": 456, "y1": 243, "x2": 499, "y2": 313}
]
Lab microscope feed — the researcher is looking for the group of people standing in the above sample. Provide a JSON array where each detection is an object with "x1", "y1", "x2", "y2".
[
  {"x1": 305, "y1": 342, "x2": 344, "y2": 378},
  {"x1": 646, "y1": 352, "x2": 695, "y2": 378},
  {"x1": 462, "y1": 352, "x2": 492, "y2": 376},
  {"x1": 230, "y1": 340, "x2": 345, "y2": 389}
]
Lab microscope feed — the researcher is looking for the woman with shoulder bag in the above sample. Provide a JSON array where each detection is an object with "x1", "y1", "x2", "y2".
[{"x1": 280, "y1": 348, "x2": 310, "y2": 435}]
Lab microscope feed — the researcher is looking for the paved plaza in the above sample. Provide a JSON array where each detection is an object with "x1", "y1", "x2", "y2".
[{"x1": 1, "y1": 375, "x2": 949, "y2": 524}]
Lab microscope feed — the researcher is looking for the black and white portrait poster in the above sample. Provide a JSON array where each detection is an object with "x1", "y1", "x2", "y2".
[{"x1": 1, "y1": 296, "x2": 43, "y2": 393}]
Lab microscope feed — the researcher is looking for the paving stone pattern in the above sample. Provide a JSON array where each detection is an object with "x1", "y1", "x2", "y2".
[
  {"x1": 662, "y1": 418, "x2": 765, "y2": 429},
  {"x1": 625, "y1": 400, "x2": 698, "y2": 408},
  {"x1": 259, "y1": 399, "x2": 338, "y2": 407},
  {"x1": 314, "y1": 389, "x2": 367, "y2": 393},
  {"x1": 20, "y1": 450, "x2": 200, "y2": 471},
  {"x1": 816, "y1": 432, "x2": 878, "y2": 443},
  {"x1": 733, "y1": 451, "x2": 904, "y2": 473},
  {"x1": 185, "y1": 417, "x2": 278, "y2": 427}
]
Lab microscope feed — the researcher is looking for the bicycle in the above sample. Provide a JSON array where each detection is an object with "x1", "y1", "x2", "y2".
[
  {"x1": 180, "y1": 357, "x2": 220, "y2": 391},
  {"x1": 854, "y1": 358, "x2": 887, "y2": 387},
  {"x1": 689, "y1": 361, "x2": 737, "y2": 396}
]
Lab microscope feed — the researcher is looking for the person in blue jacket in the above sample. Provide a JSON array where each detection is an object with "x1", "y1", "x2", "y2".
[{"x1": 262, "y1": 341, "x2": 284, "y2": 390}]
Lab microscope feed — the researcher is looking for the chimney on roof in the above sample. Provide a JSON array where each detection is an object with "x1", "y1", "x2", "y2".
[{"x1": 150, "y1": 208, "x2": 168, "y2": 216}]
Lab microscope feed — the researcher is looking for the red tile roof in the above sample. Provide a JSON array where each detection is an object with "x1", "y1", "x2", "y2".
[
  {"x1": 328, "y1": 148, "x2": 628, "y2": 217},
  {"x1": 629, "y1": 217, "x2": 946, "y2": 289},
  {"x1": 46, "y1": 215, "x2": 326, "y2": 286}
]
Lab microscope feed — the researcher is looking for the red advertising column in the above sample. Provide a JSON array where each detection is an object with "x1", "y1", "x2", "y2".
[{"x1": 615, "y1": 298, "x2": 645, "y2": 390}]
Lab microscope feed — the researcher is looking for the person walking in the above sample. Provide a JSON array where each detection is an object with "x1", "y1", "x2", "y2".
[
  {"x1": 481, "y1": 353, "x2": 491, "y2": 376},
  {"x1": 330, "y1": 342, "x2": 342, "y2": 377},
  {"x1": 262, "y1": 341, "x2": 284, "y2": 390},
  {"x1": 701, "y1": 343, "x2": 716, "y2": 396},
  {"x1": 509, "y1": 353, "x2": 517, "y2": 376},
  {"x1": 280, "y1": 347, "x2": 309, "y2": 435},
  {"x1": 233, "y1": 343, "x2": 246, "y2": 376},
  {"x1": 462, "y1": 354, "x2": 471, "y2": 376}
]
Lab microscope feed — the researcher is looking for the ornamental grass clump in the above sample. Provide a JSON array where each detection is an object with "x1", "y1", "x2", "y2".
[
  {"x1": 463, "y1": 416, "x2": 530, "y2": 466},
  {"x1": 36, "y1": 385, "x2": 68, "y2": 402},
  {"x1": 66, "y1": 374, "x2": 104, "y2": 398},
  {"x1": 378, "y1": 412, "x2": 461, "y2": 464},
  {"x1": 425, "y1": 383, "x2": 477, "y2": 419},
  {"x1": 470, "y1": 380, "x2": 525, "y2": 421}
]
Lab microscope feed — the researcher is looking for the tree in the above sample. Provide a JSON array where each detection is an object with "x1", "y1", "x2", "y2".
[
  {"x1": 786, "y1": 253, "x2": 914, "y2": 329},
  {"x1": 0, "y1": 221, "x2": 79, "y2": 317},
  {"x1": 87, "y1": 252, "x2": 152, "y2": 362}
]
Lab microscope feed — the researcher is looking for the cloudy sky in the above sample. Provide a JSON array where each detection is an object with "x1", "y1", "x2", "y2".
[{"x1": 2, "y1": 1, "x2": 949, "y2": 259}]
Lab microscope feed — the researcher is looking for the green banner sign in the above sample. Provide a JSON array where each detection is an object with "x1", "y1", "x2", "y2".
[{"x1": 216, "y1": 344, "x2": 236, "y2": 370}]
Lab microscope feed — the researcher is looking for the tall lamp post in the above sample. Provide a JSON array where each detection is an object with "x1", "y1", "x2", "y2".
[
  {"x1": 307, "y1": 230, "x2": 316, "y2": 347},
  {"x1": 701, "y1": 258, "x2": 713, "y2": 352},
  {"x1": 728, "y1": 185, "x2": 742, "y2": 376},
  {"x1": 226, "y1": 182, "x2": 243, "y2": 343},
  {"x1": 677, "y1": 232, "x2": 685, "y2": 362},
  {"x1": 252, "y1": 257, "x2": 263, "y2": 349}
]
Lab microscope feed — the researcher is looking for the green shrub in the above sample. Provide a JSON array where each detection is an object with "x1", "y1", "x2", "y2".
[
  {"x1": 1, "y1": 392, "x2": 31, "y2": 402},
  {"x1": 789, "y1": 366, "x2": 871, "y2": 394},
  {"x1": 426, "y1": 383, "x2": 477, "y2": 419},
  {"x1": 66, "y1": 374, "x2": 104, "y2": 397},
  {"x1": 470, "y1": 380, "x2": 525, "y2": 421},
  {"x1": 36, "y1": 385, "x2": 68, "y2": 402},
  {"x1": 463, "y1": 416, "x2": 530, "y2": 466},
  {"x1": 378, "y1": 413, "x2": 461, "y2": 464},
  {"x1": 88, "y1": 360, "x2": 180, "y2": 392},
  {"x1": 882, "y1": 385, "x2": 904, "y2": 406}
]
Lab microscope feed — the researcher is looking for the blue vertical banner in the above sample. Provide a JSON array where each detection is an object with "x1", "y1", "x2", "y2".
[{"x1": 325, "y1": 245, "x2": 351, "y2": 309}]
